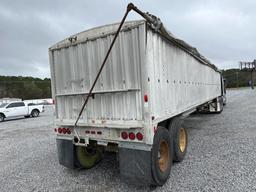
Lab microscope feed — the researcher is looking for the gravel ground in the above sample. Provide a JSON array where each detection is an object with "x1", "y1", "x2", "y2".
[{"x1": 0, "y1": 88, "x2": 255, "y2": 192}]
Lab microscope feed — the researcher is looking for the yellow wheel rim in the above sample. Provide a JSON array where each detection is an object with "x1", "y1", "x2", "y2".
[
  {"x1": 158, "y1": 140, "x2": 169, "y2": 172},
  {"x1": 179, "y1": 127, "x2": 187, "y2": 153}
]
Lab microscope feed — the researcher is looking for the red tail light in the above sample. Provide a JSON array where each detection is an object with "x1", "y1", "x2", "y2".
[
  {"x1": 136, "y1": 132, "x2": 143, "y2": 140},
  {"x1": 129, "y1": 132, "x2": 135, "y2": 140},
  {"x1": 121, "y1": 132, "x2": 128, "y2": 139},
  {"x1": 144, "y1": 94, "x2": 148, "y2": 102},
  {"x1": 58, "y1": 128, "x2": 62, "y2": 134},
  {"x1": 57, "y1": 127, "x2": 72, "y2": 134},
  {"x1": 62, "y1": 128, "x2": 67, "y2": 134}
]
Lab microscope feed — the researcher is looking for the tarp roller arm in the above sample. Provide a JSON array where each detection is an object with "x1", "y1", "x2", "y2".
[{"x1": 73, "y1": 3, "x2": 166, "y2": 142}]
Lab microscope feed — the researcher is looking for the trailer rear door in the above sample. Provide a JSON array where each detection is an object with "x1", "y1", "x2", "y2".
[{"x1": 49, "y1": 24, "x2": 145, "y2": 128}]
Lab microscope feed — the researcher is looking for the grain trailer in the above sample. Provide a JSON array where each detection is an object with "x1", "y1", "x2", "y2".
[{"x1": 49, "y1": 3, "x2": 226, "y2": 186}]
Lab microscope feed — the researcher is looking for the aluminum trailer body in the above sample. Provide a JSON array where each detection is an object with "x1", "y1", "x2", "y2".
[{"x1": 49, "y1": 19, "x2": 225, "y2": 185}]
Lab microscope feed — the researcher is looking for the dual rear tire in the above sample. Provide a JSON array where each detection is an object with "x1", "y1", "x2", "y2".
[
  {"x1": 152, "y1": 118, "x2": 188, "y2": 186},
  {"x1": 151, "y1": 127, "x2": 172, "y2": 186},
  {"x1": 169, "y1": 117, "x2": 188, "y2": 162},
  {"x1": 74, "y1": 118, "x2": 187, "y2": 186}
]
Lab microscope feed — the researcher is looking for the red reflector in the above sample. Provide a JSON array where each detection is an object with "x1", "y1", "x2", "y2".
[
  {"x1": 58, "y1": 128, "x2": 62, "y2": 134},
  {"x1": 129, "y1": 132, "x2": 135, "y2": 140},
  {"x1": 97, "y1": 131, "x2": 102, "y2": 135},
  {"x1": 91, "y1": 131, "x2": 96, "y2": 134},
  {"x1": 144, "y1": 94, "x2": 148, "y2": 102},
  {"x1": 121, "y1": 132, "x2": 128, "y2": 139},
  {"x1": 85, "y1": 130, "x2": 90, "y2": 134},
  {"x1": 66, "y1": 128, "x2": 71, "y2": 134},
  {"x1": 62, "y1": 128, "x2": 67, "y2": 134},
  {"x1": 54, "y1": 128, "x2": 57, "y2": 132},
  {"x1": 136, "y1": 132, "x2": 143, "y2": 140}
]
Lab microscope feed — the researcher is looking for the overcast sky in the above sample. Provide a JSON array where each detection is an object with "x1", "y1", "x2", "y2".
[{"x1": 0, "y1": 0, "x2": 255, "y2": 78}]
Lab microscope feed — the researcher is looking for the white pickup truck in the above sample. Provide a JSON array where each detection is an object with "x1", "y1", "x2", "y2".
[{"x1": 0, "y1": 101, "x2": 44, "y2": 122}]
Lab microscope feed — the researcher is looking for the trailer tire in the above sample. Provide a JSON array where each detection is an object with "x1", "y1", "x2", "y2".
[
  {"x1": 151, "y1": 126, "x2": 172, "y2": 186},
  {"x1": 76, "y1": 145, "x2": 102, "y2": 169},
  {"x1": 169, "y1": 118, "x2": 188, "y2": 162}
]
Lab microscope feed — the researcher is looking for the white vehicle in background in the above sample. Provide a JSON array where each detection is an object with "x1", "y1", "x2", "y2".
[
  {"x1": 0, "y1": 101, "x2": 44, "y2": 122},
  {"x1": 0, "y1": 98, "x2": 21, "y2": 105}
]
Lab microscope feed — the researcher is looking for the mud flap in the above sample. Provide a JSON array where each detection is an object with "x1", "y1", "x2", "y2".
[
  {"x1": 119, "y1": 148, "x2": 154, "y2": 185},
  {"x1": 56, "y1": 138, "x2": 77, "y2": 169}
]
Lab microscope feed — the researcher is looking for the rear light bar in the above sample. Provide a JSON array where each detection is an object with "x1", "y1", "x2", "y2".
[
  {"x1": 121, "y1": 131, "x2": 143, "y2": 141},
  {"x1": 55, "y1": 127, "x2": 72, "y2": 135},
  {"x1": 85, "y1": 130, "x2": 102, "y2": 135}
]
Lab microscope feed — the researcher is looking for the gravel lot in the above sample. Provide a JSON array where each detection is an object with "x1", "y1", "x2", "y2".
[{"x1": 0, "y1": 88, "x2": 255, "y2": 192}]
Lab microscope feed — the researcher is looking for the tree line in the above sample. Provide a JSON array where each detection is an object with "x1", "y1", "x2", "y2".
[
  {"x1": 0, "y1": 69, "x2": 254, "y2": 100},
  {"x1": 222, "y1": 69, "x2": 256, "y2": 88},
  {"x1": 0, "y1": 76, "x2": 51, "y2": 99}
]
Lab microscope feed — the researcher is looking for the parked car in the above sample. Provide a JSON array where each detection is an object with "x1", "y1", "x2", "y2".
[{"x1": 0, "y1": 101, "x2": 44, "y2": 122}]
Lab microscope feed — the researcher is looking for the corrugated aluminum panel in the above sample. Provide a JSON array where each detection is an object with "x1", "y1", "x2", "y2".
[
  {"x1": 49, "y1": 20, "x2": 222, "y2": 133},
  {"x1": 146, "y1": 29, "x2": 221, "y2": 121},
  {"x1": 50, "y1": 22, "x2": 146, "y2": 127}
]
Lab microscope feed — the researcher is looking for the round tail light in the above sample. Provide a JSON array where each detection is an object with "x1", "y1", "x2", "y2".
[
  {"x1": 136, "y1": 132, "x2": 143, "y2": 140},
  {"x1": 129, "y1": 132, "x2": 135, "y2": 140},
  {"x1": 62, "y1": 128, "x2": 67, "y2": 134},
  {"x1": 67, "y1": 128, "x2": 71, "y2": 134},
  {"x1": 121, "y1": 132, "x2": 128, "y2": 140},
  {"x1": 58, "y1": 128, "x2": 62, "y2": 134}
]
